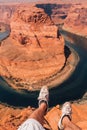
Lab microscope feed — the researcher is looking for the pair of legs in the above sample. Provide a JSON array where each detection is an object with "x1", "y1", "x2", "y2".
[
  {"x1": 30, "y1": 103, "x2": 81, "y2": 130},
  {"x1": 18, "y1": 86, "x2": 82, "y2": 130}
]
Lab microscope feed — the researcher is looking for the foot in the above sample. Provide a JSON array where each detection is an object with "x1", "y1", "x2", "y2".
[
  {"x1": 38, "y1": 86, "x2": 49, "y2": 107},
  {"x1": 58, "y1": 102, "x2": 72, "y2": 130}
]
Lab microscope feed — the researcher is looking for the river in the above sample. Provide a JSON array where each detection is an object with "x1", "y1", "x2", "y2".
[
  {"x1": 0, "y1": 23, "x2": 10, "y2": 41},
  {"x1": 0, "y1": 24, "x2": 87, "y2": 108}
]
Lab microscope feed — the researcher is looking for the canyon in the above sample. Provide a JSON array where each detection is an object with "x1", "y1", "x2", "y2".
[
  {"x1": 0, "y1": 4, "x2": 17, "y2": 24},
  {"x1": 0, "y1": 0, "x2": 87, "y2": 130},
  {"x1": 0, "y1": 5, "x2": 66, "y2": 91},
  {"x1": 63, "y1": 4, "x2": 87, "y2": 36},
  {"x1": 36, "y1": 3, "x2": 72, "y2": 25}
]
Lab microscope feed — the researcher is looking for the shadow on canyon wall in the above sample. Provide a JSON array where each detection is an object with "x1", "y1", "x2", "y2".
[
  {"x1": 36, "y1": 3, "x2": 71, "y2": 19},
  {"x1": 61, "y1": 30, "x2": 87, "y2": 51}
]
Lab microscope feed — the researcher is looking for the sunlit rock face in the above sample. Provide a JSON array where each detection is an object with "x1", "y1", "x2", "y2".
[
  {"x1": 0, "y1": 103, "x2": 87, "y2": 130},
  {"x1": 10, "y1": 6, "x2": 57, "y2": 42},
  {"x1": 63, "y1": 5, "x2": 87, "y2": 36},
  {"x1": 0, "y1": 5, "x2": 65, "y2": 90}
]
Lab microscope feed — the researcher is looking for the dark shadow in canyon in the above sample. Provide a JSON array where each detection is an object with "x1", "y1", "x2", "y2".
[
  {"x1": 36, "y1": 3, "x2": 72, "y2": 19},
  {"x1": 64, "y1": 45, "x2": 71, "y2": 59},
  {"x1": 36, "y1": 4, "x2": 55, "y2": 17},
  {"x1": 48, "y1": 31, "x2": 87, "y2": 107}
]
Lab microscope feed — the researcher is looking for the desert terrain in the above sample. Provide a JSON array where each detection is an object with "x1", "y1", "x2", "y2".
[{"x1": 0, "y1": 0, "x2": 87, "y2": 129}]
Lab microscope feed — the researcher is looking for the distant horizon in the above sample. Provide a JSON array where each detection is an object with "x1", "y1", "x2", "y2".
[
  {"x1": 0, "y1": 0, "x2": 87, "y2": 3},
  {"x1": 0, "y1": 0, "x2": 40, "y2": 3}
]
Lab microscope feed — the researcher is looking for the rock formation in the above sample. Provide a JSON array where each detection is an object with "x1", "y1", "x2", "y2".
[
  {"x1": 0, "y1": 5, "x2": 65, "y2": 90},
  {"x1": 36, "y1": 3, "x2": 72, "y2": 25},
  {"x1": 0, "y1": 2, "x2": 87, "y2": 130},
  {"x1": 0, "y1": 4, "x2": 17, "y2": 24},
  {"x1": 0, "y1": 103, "x2": 87, "y2": 130},
  {"x1": 63, "y1": 5, "x2": 87, "y2": 36}
]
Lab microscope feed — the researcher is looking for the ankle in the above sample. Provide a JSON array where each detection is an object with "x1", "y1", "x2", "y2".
[
  {"x1": 39, "y1": 102, "x2": 47, "y2": 108},
  {"x1": 39, "y1": 102, "x2": 47, "y2": 114},
  {"x1": 62, "y1": 116, "x2": 71, "y2": 127},
  {"x1": 58, "y1": 102, "x2": 72, "y2": 130}
]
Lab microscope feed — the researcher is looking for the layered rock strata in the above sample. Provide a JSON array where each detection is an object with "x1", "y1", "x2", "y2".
[
  {"x1": 36, "y1": 3, "x2": 72, "y2": 25},
  {"x1": 0, "y1": 6, "x2": 65, "y2": 90},
  {"x1": 63, "y1": 5, "x2": 87, "y2": 36}
]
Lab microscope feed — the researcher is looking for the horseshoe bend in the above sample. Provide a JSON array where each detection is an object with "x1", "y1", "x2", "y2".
[
  {"x1": 0, "y1": 1, "x2": 87, "y2": 130},
  {"x1": 0, "y1": 6, "x2": 79, "y2": 91}
]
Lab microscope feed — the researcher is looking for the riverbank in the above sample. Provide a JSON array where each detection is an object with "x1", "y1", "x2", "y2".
[
  {"x1": 62, "y1": 26, "x2": 87, "y2": 39},
  {"x1": 0, "y1": 24, "x2": 5, "y2": 33},
  {"x1": 60, "y1": 27, "x2": 87, "y2": 51},
  {"x1": 2, "y1": 44, "x2": 79, "y2": 92},
  {"x1": 60, "y1": 28, "x2": 87, "y2": 106}
]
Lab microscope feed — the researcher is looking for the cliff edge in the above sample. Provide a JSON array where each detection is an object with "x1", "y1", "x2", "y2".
[
  {"x1": 0, "y1": 103, "x2": 87, "y2": 130},
  {"x1": 63, "y1": 5, "x2": 87, "y2": 37}
]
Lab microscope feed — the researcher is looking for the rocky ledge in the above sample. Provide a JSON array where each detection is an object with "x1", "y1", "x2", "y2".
[
  {"x1": 0, "y1": 5, "x2": 66, "y2": 91},
  {"x1": 0, "y1": 102, "x2": 87, "y2": 130}
]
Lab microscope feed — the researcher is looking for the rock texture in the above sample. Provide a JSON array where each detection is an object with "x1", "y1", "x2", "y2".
[
  {"x1": 63, "y1": 5, "x2": 87, "y2": 36},
  {"x1": 0, "y1": 5, "x2": 65, "y2": 90},
  {"x1": 36, "y1": 0, "x2": 87, "y2": 25},
  {"x1": 36, "y1": 3, "x2": 72, "y2": 25},
  {"x1": 0, "y1": 103, "x2": 87, "y2": 130},
  {"x1": 0, "y1": 4, "x2": 17, "y2": 24},
  {"x1": 0, "y1": 1, "x2": 87, "y2": 130}
]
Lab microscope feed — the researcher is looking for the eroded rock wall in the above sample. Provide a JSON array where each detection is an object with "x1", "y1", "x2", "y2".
[
  {"x1": 63, "y1": 5, "x2": 87, "y2": 36},
  {"x1": 36, "y1": 3, "x2": 72, "y2": 25},
  {"x1": 0, "y1": 5, "x2": 65, "y2": 90}
]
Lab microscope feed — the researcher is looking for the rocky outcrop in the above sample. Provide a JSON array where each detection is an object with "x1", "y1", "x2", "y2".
[
  {"x1": 0, "y1": 2, "x2": 87, "y2": 130},
  {"x1": 0, "y1": 5, "x2": 65, "y2": 91},
  {"x1": 0, "y1": 103, "x2": 87, "y2": 130},
  {"x1": 36, "y1": 3, "x2": 72, "y2": 25},
  {"x1": 63, "y1": 5, "x2": 87, "y2": 36},
  {"x1": 35, "y1": 0, "x2": 87, "y2": 27}
]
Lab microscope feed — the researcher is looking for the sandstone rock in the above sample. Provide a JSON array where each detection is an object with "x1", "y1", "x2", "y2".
[
  {"x1": 36, "y1": 3, "x2": 72, "y2": 25},
  {"x1": 0, "y1": 5, "x2": 65, "y2": 91},
  {"x1": 10, "y1": 6, "x2": 57, "y2": 41},
  {"x1": 0, "y1": 103, "x2": 87, "y2": 130},
  {"x1": 63, "y1": 5, "x2": 87, "y2": 36},
  {"x1": 0, "y1": 4, "x2": 17, "y2": 24},
  {"x1": 36, "y1": 0, "x2": 87, "y2": 26}
]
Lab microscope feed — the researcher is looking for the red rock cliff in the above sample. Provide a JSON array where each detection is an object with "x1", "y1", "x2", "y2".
[
  {"x1": 63, "y1": 5, "x2": 87, "y2": 36},
  {"x1": 0, "y1": 5, "x2": 65, "y2": 90},
  {"x1": 36, "y1": 3, "x2": 72, "y2": 25}
]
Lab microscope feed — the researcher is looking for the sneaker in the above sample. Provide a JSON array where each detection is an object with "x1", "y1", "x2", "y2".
[
  {"x1": 58, "y1": 102, "x2": 72, "y2": 130},
  {"x1": 38, "y1": 86, "x2": 49, "y2": 107}
]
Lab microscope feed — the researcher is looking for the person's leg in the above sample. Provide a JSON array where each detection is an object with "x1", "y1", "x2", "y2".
[
  {"x1": 29, "y1": 86, "x2": 49, "y2": 125},
  {"x1": 58, "y1": 102, "x2": 82, "y2": 130},
  {"x1": 62, "y1": 116, "x2": 82, "y2": 130},
  {"x1": 29, "y1": 102, "x2": 47, "y2": 125},
  {"x1": 18, "y1": 86, "x2": 49, "y2": 130}
]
